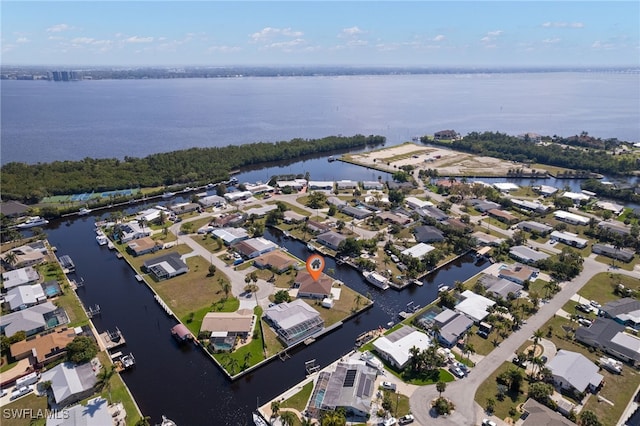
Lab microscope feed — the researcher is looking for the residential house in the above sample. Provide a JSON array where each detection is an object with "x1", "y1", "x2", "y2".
[
  {"x1": 306, "y1": 220, "x2": 331, "y2": 234},
  {"x1": 126, "y1": 237, "x2": 160, "y2": 256},
  {"x1": 40, "y1": 362, "x2": 98, "y2": 407},
  {"x1": 443, "y1": 218, "x2": 470, "y2": 233},
  {"x1": 592, "y1": 244, "x2": 634, "y2": 262},
  {"x1": 213, "y1": 213, "x2": 244, "y2": 228},
  {"x1": 554, "y1": 211, "x2": 590, "y2": 226},
  {"x1": 200, "y1": 309, "x2": 254, "y2": 340},
  {"x1": 233, "y1": 237, "x2": 278, "y2": 259},
  {"x1": 432, "y1": 309, "x2": 474, "y2": 348},
  {"x1": 478, "y1": 275, "x2": 523, "y2": 299},
  {"x1": 471, "y1": 232, "x2": 505, "y2": 247},
  {"x1": 511, "y1": 199, "x2": 551, "y2": 214},
  {"x1": 520, "y1": 398, "x2": 576, "y2": 426},
  {"x1": 245, "y1": 204, "x2": 278, "y2": 218},
  {"x1": 0, "y1": 200, "x2": 30, "y2": 217},
  {"x1": 316, "y1": 231, "x2": 347, "y2": 251},
  {"x1": 401, "y1": 243, "x2": 435, "y2": 259},
  {"x1": 493, "y1": 183, "x2": 519, "y2": 193},
  {"x1": 263, "y1": 299, "x2": 324, "y2": 346},
  {"x1": 416, "y1": 206, "x2": 449, "y2": 222},
  {"x1": 118, "y1": 221, "x2": 151, "y2": 243},
  {"x1": 2, "y1": 266, "x2": 40, "y2": 290},
  {"x1": 326, "y1": 197, "x2": 347, "y2": 207},
  {"x1": 488, "y1": 208, "x2": 518, "y2": 225},
  {"x1": 46, "y1": 397, "x2": 113, "y2": 426},
  {"x1": 223, "y1": 191, "x2": 253, "y2": 202},
  {"x1": 253, "y1": 250, "x2": 296, "y2": 273},
  {"x1": 282, "y1": 210, "x2": 306, "y2": 224},
  {"x1": 534, "y1": 185, "x2": 559, "y2": 197},
  {"x1": 547, "y1": 350, "x2": 602, "y2": 394},
  {"x1": 498, "y1": 263, "x2": 539, "y2": 285},
  {"x1": 276, "y1": 179, "x2": 306, "y2": 190},
  {"x1": 295, "y1": 271, "x2": 333, "y2": 299},
  {"x1": 386, "y1": 181, "x2": 414, "y2": 191},
  {"x1": 600, "y1": 298, "x2": 640, "y2": 330},
  {"x1": 405, "y1": 197, "x2": 433, "y2": 210},
  {"x1": 4, "y1": 241, "x2": 48, "y2": 269},
  {"x1": 336, "y1": 180, "x2": 358, "y2": 190},
  {"x1": 576, "y1": 318, "x2": 640, "y2": 366},
  {"x1": 169, "y1": 202, "x2": 200, "y2": 215},
  {"x1": 373, "y1": 325, "x2": 431, "y2": 369},
  {"x1": 11, "y1": 327, "x2": 80, "y2": 365},
  {"x1": 469, "y1": 199, "x2": 501, "y2": 213},
  {"x1": 142, "y1": 252, "x2": 189, "y2": 280},
  {"x1": 596, "y1": 201, "x2": 625, "y2": 215},
  {"x1": 308, "y1": 181, "x2": 334, "y2": 191},
  {"x1": 5, "y1": 283, "x2": 46, "y2": 311},
  {"x1": 317, "y1": 362, "x2": 377, "y2": 420},
  {"x1": 211, "y1": 227, "x2": 249, "y2": 246},
  {"x1": 198, "y1": 195, "x2": 226, "y2": 208},
  {"x1": 378, "y1": 211, "x2": 412, "y2": 226},
  {"x1": 136, "y1": 207, "x2": 163, "y2": 224},
  {"x1": 0, "y1": 302, "x2": 66, "y2": 337},
  {"x1": 560, "y1": 191, "x2": 590, "y2": 205},
  {"x1": 509, "y1": 246, "x2": 550, "y2": 264},
  {"x1": 598, "y1": 221, "x2": 631, "y2": 236},
  {"x1": 338, "y1": 205, "x2": 372, "y2": 220},
  {"x1": 362, "y1": 181, "x2": 384, "y2": 190},
  {"x1": 550, "y1": 231, "x2": 588, "y2": 249},
  {"x1": 516, "y1": 221, "x2": 553, "y2": 235},
  {"x1": 454, "y1": 290, "x2": 496, "y2": 323},
  {"x1": 413, "y1": 226, "x2": 445, "y2": 243},
  {"x1": 245, "y1": 183, "x2": 274, "y2": 194}
]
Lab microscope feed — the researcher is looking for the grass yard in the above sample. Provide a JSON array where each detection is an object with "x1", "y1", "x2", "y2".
[
  {"x1": 593, "y1": 255, "x2": 638, "y2": 271},
  {"x1": 93, "y1": 352, "x2": 143, "y2": 425},
  {"x1": 280, "y1": 381, "x2": 314, "y2": 412},
  {"x1": 302, "y1": 285, "x2": 370, "y2": 327},
  {"x1": 53, "y1": 288, "x2": 90, "y2": 327},
  {"x1": 1, "y1": 393, "x2": 48, "y2": 426},
  {"x1": 267, "y1": 200, "x2": 311, "y2": 217},
  {"x1": 213, "y1": 308, "x2": 267, "y2": 375},
  {"x1": 261, "y1": 318, "x2": 286, "y2": 357},
  {"x1": 577, "y1": 272, "x2": 639, "y2": 305},
  {"x1": 474, "y1": 361, "x2": 529, "y2": 421}
]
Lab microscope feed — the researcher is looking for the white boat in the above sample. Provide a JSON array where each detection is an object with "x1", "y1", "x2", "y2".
[
  {"x1": 135, "y1": 274, "x2": 143, "y2": 282},
  {"x1": 160, "y1": 415, "x2": 177, "y2": 426},
  {"x1": 252, "y1": 412, "x2": 268, "y2": 426},
  {"x1": 107, "y1": 241, "x2": 115, "y2": 250},
  {"x1": 438, "y1": 285, "x2": 450, "y2": 293},
  {"x1": 121, "y1": 353, "x2": 135, "y2": 369},
  {"x1": 96, "y1": 235, "x2": 108, "y2": 246},
  {"x1": 362, "y1": 271, "x2": 390, "y2": 290},
  {"x1": 17, "y1": 216, "x2": 49, "y2": 228},
  {"x1": 78, "y1": 207, "x2": 92, "y2": 215},
  {"x1": 162, "y1": 192, "x2": 176, "y2": 199},
  {"x1": 307, "y1": 243, "x2": 315, "y2": 252}
]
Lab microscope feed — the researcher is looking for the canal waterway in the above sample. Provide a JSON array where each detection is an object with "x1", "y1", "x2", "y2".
[{"x1": 44, "y1": 208, "x2": 487, "y2": 425}]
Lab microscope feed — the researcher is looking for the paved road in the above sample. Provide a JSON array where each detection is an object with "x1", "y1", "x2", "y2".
[{"x1": 409, "y1": 257, "x2": 640, "y2": 426}]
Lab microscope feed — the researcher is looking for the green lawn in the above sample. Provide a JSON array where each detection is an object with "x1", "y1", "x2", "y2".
[
  {"x1": 474, "y1": 362, "x2": 529, "y2": 422},
  {"x1": 281, "y1": 381, "x2": 314, "y2": 411},
  {"x1": 576, "y1": 272, "x2": 639, "y2": 306},
  {"x1": 1, "y1": 393, "x2": 48, "y2": 426}
]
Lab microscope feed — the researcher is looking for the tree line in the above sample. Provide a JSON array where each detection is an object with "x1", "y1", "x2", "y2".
[{"x1": 1, "y1": 134, "x2": 385, "y2": 203}]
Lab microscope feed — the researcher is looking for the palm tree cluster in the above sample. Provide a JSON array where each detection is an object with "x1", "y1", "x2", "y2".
[{"x1": 406, "y1": 345, "x2": 445, "y2": 380}]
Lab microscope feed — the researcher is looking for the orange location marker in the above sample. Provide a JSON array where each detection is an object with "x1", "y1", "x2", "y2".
[{"x1": 306, "y1": 254, "x2": 325, "y2": 281}]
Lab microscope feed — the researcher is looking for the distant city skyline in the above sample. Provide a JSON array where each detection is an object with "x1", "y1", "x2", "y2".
[{"x1": 2, "y1": 1, "x2": 639, "y2": 67}]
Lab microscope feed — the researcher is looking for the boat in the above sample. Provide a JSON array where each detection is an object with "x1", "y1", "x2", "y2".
[
  {"x1": 158, "y1": 415, "x2": 177, "y2": 426},
  {"x1": 107, "y1": 241, "x2": 115, "y2": 250},
  {"x1": 362, "y1": 271, "x2": 390, "y2": 290},
  {"x1": 96, "y1": 235, "x2": 108, "y2": 246},
  {"x1": 413, "y1": 279, "x2": 423, "y2": 287},
  {"x1": 78, "y1": 207, "x2": 92, "y2": 215},
  {"x1": 252, "y1": 412, "x2": 268, "y2": 426},
  {"x1": 160, "y1": 415, "x2": 177, "y2": 426},
  {"x1": 438, "y1": 285, "x2": 450, "y2": 293},
  {"x1": 162, "y1": 192, "x2": 176, "y2": 199},
  {"x1": 121, "y1": 353, "x2": 135, "y2": 369},
  {"x1": 307, "y1": 243, "x2": 315, "y2": 252},
  {"x1": 16, "y1": 216, "x2": 49, "y2": 229},
  {"x1": 328, "y1": 156, "x2": 335, "y2": 162},
  {"x1": 135, "y1": 274, "x2": 143, "y2": 282},
  {"x1": 282, "y1": 230, "x2": 290, "y2": 238}
]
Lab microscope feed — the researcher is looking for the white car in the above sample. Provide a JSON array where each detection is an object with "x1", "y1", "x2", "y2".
[
  {"x1": 398, "y1": 414, "x2": 415, "y2": 424},
  {"x1": 482, "y1": 419, "x2": 497, "y2": 426},
  {"x1": 449, "y1": 366, "x2": 465, "y2": 378},
  {"x1": 380, "y1": 381, "x2": 397, "y2": 391},
  {"x1": 383, "y1": 417, "x2": 397, "y2": 426},
  {"x1": 590, "y1": 300, "x2": 602, "y2": 309}
]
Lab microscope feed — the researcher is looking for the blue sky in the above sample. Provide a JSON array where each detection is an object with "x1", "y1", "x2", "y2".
[{"x1": 2, "y1": 1, "x2": 639, "y2": 67}]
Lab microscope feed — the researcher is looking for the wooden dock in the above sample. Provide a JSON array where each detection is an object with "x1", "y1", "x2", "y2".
[{"x1": 99, "y1": 328, "x2": 126, "y2": 350}]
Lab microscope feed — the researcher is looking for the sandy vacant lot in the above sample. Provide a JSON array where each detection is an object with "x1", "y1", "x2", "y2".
[{"x1": 346, "y1": 143, "x2": 545, "y2": 177}]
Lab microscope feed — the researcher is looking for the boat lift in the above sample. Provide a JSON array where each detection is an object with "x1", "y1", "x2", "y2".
[{"x1": 305, "y1": 359, "x2": 320, "y2": 375}]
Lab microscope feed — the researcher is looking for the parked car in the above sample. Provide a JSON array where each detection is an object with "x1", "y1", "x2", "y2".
[
  {"x1": 10, "y1": 386, "x2": 32, "y2": 400},
  {"x1": 383, "y1": 417, "x2": 397, "y2": 426},
  {"x1": 398, "y1": 414, "x2": 414, "y2": 424},
  {"x1": 578, "y1": 318, "x2": 593, "y2": 327},
  {"x1": 512, "y1": 356, "x2": 526, "y2": 368},
  {"x1": 380, "y1": 381, "x2": 397, "y2": 391},
  {"x1": 590, "y1": 300, "x2": 602, "y2": 309},
  {"x1": 540, "y1": 355, "x2": 548, "y2": 364},
  {"x1": 477, "y1": 330, "x2": 489, "y2": 339},
  {"x1": 576, "y1": 304, "x2": 592, "y2": 313},
  {"x1": 482, "y1": 419, "x2": 497, "y2": 426},
  {"x1": 449, "y1": 366, "x2": 465, "y2": 378}
]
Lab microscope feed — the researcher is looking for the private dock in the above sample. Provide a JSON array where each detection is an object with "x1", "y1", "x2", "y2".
[{"x1": 100, "y1": 327, "x2": 126, "y2": 350}]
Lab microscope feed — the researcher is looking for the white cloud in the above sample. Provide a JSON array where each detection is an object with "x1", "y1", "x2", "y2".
[
  {"x1": 126, "y1": 36, "x2": 154, "y2": 43},
  {"x1": 542, "y1": 22, "x2": 584, "y2": 29},
  {"x1": 542, "y1": 37, "x2": 561, "y2": 44},
  {"x1": 48, "y1": 36, "x2": 64, "y2": 41},
  {"x1": 591, "y1": 40, "x2": 616, "y2": 50},
  {"x1": 208, "y1": 45, "x2": 242, "y2": 53},
  {"x1": 16, "y1": 37, "x2": 29, "y2": 44},
  {"x1": 71, "y1": 37, "x2": 95, "y2": 44},
  {"x1": 433, "y1": 35, "x2": 446, "y2": 42},
  {"x1": 46, "y1": 24, "x2": 72, "y2": 33},
  {"x1": 340, "y1": 26, "x2": 364, "y2": 37},
  {"x1": 487, "y1": 30, "x2": 503, "y2": 37},
  {"x1": 481, "y1": 30, "x2": 503, "y2": 45},
  {"x1": 250, "y1": 27, "x2": 304, "y2": 43}
]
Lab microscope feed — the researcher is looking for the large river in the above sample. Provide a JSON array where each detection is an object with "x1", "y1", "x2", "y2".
[{"x1": 2, "y1": 72, "x2": 639, "y2": 165}]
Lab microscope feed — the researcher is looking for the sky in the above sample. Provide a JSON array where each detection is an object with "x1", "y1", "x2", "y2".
[{"x1": 1, "y1": 1, "x2": 639, "y2": 67}]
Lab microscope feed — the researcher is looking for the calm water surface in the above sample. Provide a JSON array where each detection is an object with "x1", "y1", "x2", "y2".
[{"x1": 3, "y1": 72, "x2": 639, "y2": 165}]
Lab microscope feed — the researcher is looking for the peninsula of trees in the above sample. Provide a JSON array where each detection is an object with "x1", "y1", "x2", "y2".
[{"x1": 1, "y1": 134, "x2": 385, "y2": 202}]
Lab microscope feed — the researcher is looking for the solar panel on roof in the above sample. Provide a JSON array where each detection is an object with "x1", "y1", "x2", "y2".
[{"x1": 343, "y1": 369, "x2": 357, "y2": 387}]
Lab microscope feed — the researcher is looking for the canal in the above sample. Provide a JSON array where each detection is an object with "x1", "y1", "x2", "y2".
[{"x1": 44, "y1": 214, "x2": 487, "y2": 425}]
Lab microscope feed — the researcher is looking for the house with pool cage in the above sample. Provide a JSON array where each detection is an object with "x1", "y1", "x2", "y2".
[{"x1": 263, "y1": 299, "x2": 324, "y2": 347}]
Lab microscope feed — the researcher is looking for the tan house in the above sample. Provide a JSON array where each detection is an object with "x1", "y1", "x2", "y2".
[
  {"x1": 11, "y1": 327, "x2": 79, "y2": 365},
  {"x1": 295, "y1": 271, "x2": 333, "y2": 299},
  {"x1": 200, "y1": 310, "x2": 254, "y2": 337},
  {"x1": 126, "y1": 236, "x2": 160, "y2": 256},
  {"x1": 253, "y1": 250, "x2": 296, "y2": 273}
]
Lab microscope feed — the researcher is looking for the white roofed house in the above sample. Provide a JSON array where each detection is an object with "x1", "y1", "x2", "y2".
[
  {"x1": 547, "y1": 350, "x2": 602, "y2": 396},
  {"x1": 142, "y1": 252, "x2": 189, "y2": 280},
  {"x1": 318, "y1": 361, "x2": 377, "y2": 421},
  {"x1": 316, "y1": 231, "x2": 347, "y2": 251},
  {"x1": 549, "y1": 230, "x2": 588, "y2": 248},
  {"x1": 117, "y1": 221, "x2": 151, "y2": 243},
  {"x1": 276, "y1": 179, "x2": 306, "y2": 190},
  {"x1": 509, "y1": 246, "x2": 550, "y2": 264},
  {"x1": 553, "y1": 210, "x2": 590, "y2": 226},
  {"x1": 224, "y1": 190, "x2": 253, "y2": 202},
  {"x1": 244, "y1": 204, "x2": 278, "y2": 218},
  {"x1": 2, "y1": 266, "x2": 40, "y2": 290},
  {"x1": 40, "y1": 362, "x2": 98, "y2": 408},
  {"x1": 211, "y1": 227, "x2": 249, "y2": 246},
  {"x1": 336, "y1": 180, "x2": 358, "y2": 190},
  {"x1": 3, "y1": 241, "x2": 48, "y2": 269},
  {"x1": 5, "y1": 283, "x2": 46, "y2": 311},
  {"x1": 401, "y1": 243, "x2": 435, "y2": 259},
  {"x1": 454, "y1": 290, "x2": 496, "y2": 323},
  {"x1": 282, "y1": 210, "x2": 306, "y2": 224},
  {"x1": 245, "y1": 183, "x2": 274, "y2": 194},
  {"x1": 560, "y1": 191, "x2": 591, "y2": 204},
  {"x1": 405, "y1": 196, "x2": 434, "y2": 210},
  {"x1": 198, "y1": 194, "x2": 226, "y2": 208},
  {"x1": 232, "y1": 237, "x2": 277, "y2": 259},
  {"x1": 362, "y1": 180, "x2": 384, "y2": 190},
  {"x1": 263, "y1": 299, "x2": 324, "y2": 347},
  {"x1": 373, "y1": 325, "x2": 431, "y2": 369}
]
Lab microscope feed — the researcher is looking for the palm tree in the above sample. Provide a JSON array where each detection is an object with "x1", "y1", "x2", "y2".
[
  {"x1": 270, "y1": 401, "x2": 280, "y2": 419},
  {"x1": 280, "y1": 411, "x2": 296, "y2": 426},
  {"x1": 97, "y1": 365, "x2": 115, "y2": 402},
  {"x1": 221, "y1": 281, "x2": 231, "y2": 300},
  {"x1": 436, "y1": 380, "x2": 447, "y2": 397},
  {"x1": 243, "y1": 352, "x2": 252, "y2": 368},
  {"x1": 321, "y1": 410, "x2": 346, "y2": 426},
  {"x1": 465, "y1": 343, "x2": 476, "y2": 361},
  {"x1": 3, "y1": 251, "x2": 17, "y2": 268},
  {"x1": 532, "y1": 330, "x2": 544, "y2": 352}
]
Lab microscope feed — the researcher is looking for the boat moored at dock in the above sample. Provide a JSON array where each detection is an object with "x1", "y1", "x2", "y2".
[
  {"x1": 17, "y1": 216, "x2": 49, "y2": 228},
  {"x1": 96, "y1": 235, "x2": 108, "y2": 245},
  {"x1": 78, "y1": 207, "x2": 92, "y2": 215},
  {"x1": 362, "y1": 271, "x2": 390, "y2": 290}
]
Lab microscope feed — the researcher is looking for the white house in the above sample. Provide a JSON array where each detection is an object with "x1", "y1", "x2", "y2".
[
  {"x1": 373, "y1": 325, "x2": 431, "y2": 369},
  {"x1": 401, "y1": 243, "x2": 435, "y2": 259}
]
